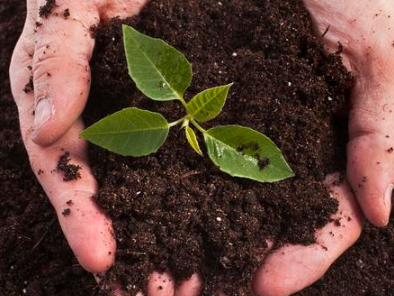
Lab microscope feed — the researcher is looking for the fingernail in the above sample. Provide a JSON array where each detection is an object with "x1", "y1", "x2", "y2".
[
  {"x1": 34, "y1": 98, "x2": 53, "y2": 134},
  {"x1": 382, "y1": 184, "x2": 394, "y2": 226},
  {"x1": 384, "y1": 184, "x2": 394, "y2": 211}
]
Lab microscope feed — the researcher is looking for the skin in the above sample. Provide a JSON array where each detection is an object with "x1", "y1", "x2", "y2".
[{"x1": 8, "y1": 0, "x2": 393, "y2": 295}]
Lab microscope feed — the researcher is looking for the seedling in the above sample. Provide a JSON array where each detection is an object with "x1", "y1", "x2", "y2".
[{"x1": 81, "y1": 25, "x2": 294, "y2": 183}]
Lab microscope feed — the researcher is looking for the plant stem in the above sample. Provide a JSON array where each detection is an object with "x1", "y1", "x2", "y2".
[
  {"x1": 169, "y1": 117, "x2": 186, "y2": 128},
  {"x1": 178, "y1": 96, "x2": 188, "y2": 109},
  {"x1": 190, "y1": 118, "x2": 206, "y2": 133}
]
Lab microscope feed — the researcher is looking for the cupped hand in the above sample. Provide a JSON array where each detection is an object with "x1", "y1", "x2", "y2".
[
  {"x1": 304, "y1": 0, "x2": 394, "y2": 227},
  {"x1": 254, "y1": 1, "x2": 394, "y2": 294},
  {"x1": 9, "y1": 0, "x2": 149, "y2": 274},
  {"x1": 249, "y1": 0, "x2": 394, "y2": 296},
  {"x1": 253, "y1": 1, "x2": 394, "y2": 294}
]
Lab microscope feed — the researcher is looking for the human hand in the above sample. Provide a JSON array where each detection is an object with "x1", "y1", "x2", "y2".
[
  {"x1": 304, "y1": 0, "x2": 394, "y2": 227},
  {"x1": 254, "y1": 1, "x2": 394, "y2": 294},
  {"x1": 9, "y1": 0, "x2": 148, "y2": 275}
]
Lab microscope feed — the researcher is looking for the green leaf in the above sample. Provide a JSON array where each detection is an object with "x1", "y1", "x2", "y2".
[
  {"x1": 185, "y1": 126, "x2": 203, "y2": 156},
  {"x1": 186, "y1": 84, "x2": 233, "y2": 122},
  {"x1": 81, "y1": 108, "x2": 169, "y2": 157},
  {"x1": 203, "y1": 125, "x2": 294, "y2": 183},
  {"x1": 123, "y1": 25, "x2": 192, "y2": 101}
]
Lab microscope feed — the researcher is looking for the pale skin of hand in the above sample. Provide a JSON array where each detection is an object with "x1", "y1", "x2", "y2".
[{"x1": 9, "y1": 0, "x2": 394, "y2": 295}]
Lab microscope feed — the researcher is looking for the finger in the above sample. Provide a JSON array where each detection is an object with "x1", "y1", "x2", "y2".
[
  {"x1": 347, "y1": 81, "x2": 394, "y2": 227},
  {"x1": 97, "y1": 0, "x2": 150, "y2": 21},
  {"x1": 252, "y1": 174, "x2": 363, "y2": 296},
  {"x1": 174, "y1": 274, "x2": 202, "y2": 296},
  {"x1": 31, "y1": 119, "x2": 116, "y2": 273},
  {"x1": 31, "y1": 0, "x2": 100, "y2": 146},
  {"x1": 10, "y1": 48, "x2": 115, "y2": 273},
  {"x1": 147, "y1": 272, "x2": 175, "y2": 296}
]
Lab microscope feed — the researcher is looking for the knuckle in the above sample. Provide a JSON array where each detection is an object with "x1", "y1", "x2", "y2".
[
  {"x1": 349, "y1": 107, "x2": 384, "y2": 138},
  {"x1": 32, "y1": 50, "x2": 90, "y2": 96}
]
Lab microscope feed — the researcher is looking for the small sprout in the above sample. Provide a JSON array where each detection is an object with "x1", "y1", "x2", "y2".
[
  {"x1": 81, "y1": 25, "x2": 294, "y2": 183},
  {"x1": 185, "y1": 126, "x2": 203, "y2": 156}
]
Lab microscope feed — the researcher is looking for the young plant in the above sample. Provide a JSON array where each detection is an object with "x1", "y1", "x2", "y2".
[{"x1": 81, "y1": 25, "x2": 294, "y2": 183}]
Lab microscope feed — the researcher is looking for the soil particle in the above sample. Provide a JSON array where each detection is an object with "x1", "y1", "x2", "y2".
[
  {"x1": 333, "y1": 219, "x2": 342, "y2": 227},
  {"x1": 62, "y1": 208, "x2": 71, "y2": 216},
  {"x1": 388, "y1": 147, "x2": 393, "y2": 153},
  {"x1": 23, "y1": 75, "x2": 33, "y2": 93},
  {"x1": 258, "y1": 157, "x2": 270, "y2": 170},
  {"x1": 63, "y1": 8, "x2": 70, "y2": 18},
  {"x1": 57, "y1": 151, "x2": 82, "y2": 181},
  {"x1": 90, "y1": 25, "x2": 99, "y2": 39},
  {"x1": 321, "y1": 25, "x2": 330, "y2": 38},
  {"x1": 66, "y1": 200, "x2": 73, "y2": 206},
  {"x1": 237, "y1": 142, "x2": 260, "y2": 153},
  {"x1": 39, "y1": 0, "x2": 56, "y2": 18}
]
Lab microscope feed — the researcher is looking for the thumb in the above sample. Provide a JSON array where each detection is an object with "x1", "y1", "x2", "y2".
[
  {"x1": 10, "y1": 33, "x2": 115, "y2": 273},
  {"x1": 347, "y1": 68, "x2": 394, "y2": 227},
  {"x1": 32, "y1": 0, "x2": 99, "y2": 146}
]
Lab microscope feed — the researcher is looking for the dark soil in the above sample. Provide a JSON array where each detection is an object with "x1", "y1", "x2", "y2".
[
  {"x1": 38, "y1": 0, "x2": 56, "y2": 18},
  {"x1": 23, "y1": 76, "x2": 33, "y2": 94},
  {"x1": 1, "y1": 0, "x2": 394, "y2": 296},
  {"x1": 57, "y1": 151, "x2": 82, "y2": 182},
  {"x1": 86, "y1": 0, "x2": 353, "y2": 294},
  {"x1": 63, "y1": 8, "x2": 70, "y2": 19}
]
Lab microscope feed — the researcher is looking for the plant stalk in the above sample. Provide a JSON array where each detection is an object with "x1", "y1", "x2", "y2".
[
  {"x1": 169, "y1": 117, "x2": 187, "y2": 128},
  {"x1": 190, "y1": 118, "x2": 206, "y2": 133},
  {"x1": 178, "y1": 96, "x2": 188, "y2": 109}
]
